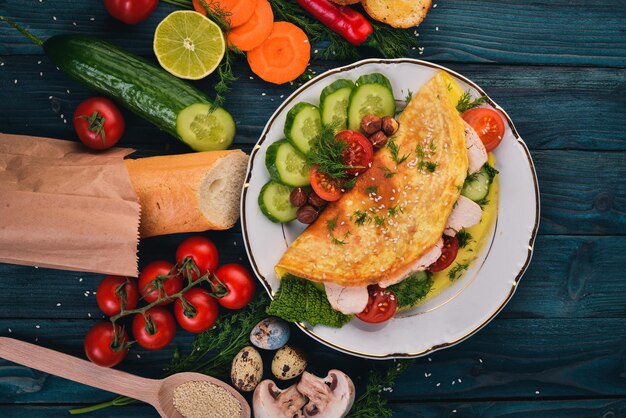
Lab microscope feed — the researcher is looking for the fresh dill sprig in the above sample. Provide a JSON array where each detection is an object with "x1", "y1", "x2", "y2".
[
  {"x1": 342, "y1": 176, "x2": 358, "y2": 191},
  {"x1": 370, "y1": 20, "x2": 420, "y2": 58},
  {"x1": 456, "y1": 91, "x2": 488, "y2": 113},
  {"x1": 483, "y1": 163, "x2": 499, "y2": 182},
  {"x1": 347, "y1": 360, "x2": 414, "y2": 418},
  {"x1": 387, "y1": 138, "x2": 409, "y2": 166},
  {"x1": 327, "y1": 215, "x2": 349, "y2": 244},
  {"x1": 387, "y1": 206, "x2": 402, "y2": 217},
  {"x1": 424, "y1": 161, "x2": 437, "y2": 172},
  {"x1": 373, "y1": 215, "x2": 386, "y2": 226},
  {"x1": 307, "y1": 125, "x2": 354, "y2": 180},
  {"x1": 457, "y1": 230, "x2": 473, "y2": 249},
  {"x1": 351, "y1": 210, "x2": 370, "y2": 226},
  {"x1": 415, "y1": 143, "x2": 437, "y2": 173},
  {"x1": 380, "y1": 166, "x2": 397, "y2": 178},
  {"x1": 197, "y1": 0, "x2": 231, "y2": 31},
  {"x1": 404, "y1": 89, "x2": 413, "y2": 103},
  {"x1": 448, "y1": 262, "x2": 470, "y2": 281},
  {"x1": 365, "y1": 185, "x2": 378, "y2": 194},
  {"x1": 212, "y1": 48, "x2": 240, "y2": 108}
]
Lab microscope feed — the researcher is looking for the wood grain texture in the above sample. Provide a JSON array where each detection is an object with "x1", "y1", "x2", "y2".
[
  {"x1": 1, "y1": 57, "x2": 625, "y2": 151},
  {"x1": 0, "y1": 236, "x2": 624, "y2": 320},
  {"x1": 1, "y1": 318, "x2": 625, "y2": 402},
  {"x1": 1, "y1": 1, "x2": 625, "y2": 66}
]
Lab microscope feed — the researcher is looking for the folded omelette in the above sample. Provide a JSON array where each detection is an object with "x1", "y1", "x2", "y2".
[{"x1": 276, "y1": 72, "x2": 468, "y2": 287}]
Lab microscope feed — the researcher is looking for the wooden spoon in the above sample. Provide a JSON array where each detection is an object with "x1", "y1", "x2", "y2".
[{"x1": 0, "y1": 337, "x2": 250, "y2": 418}]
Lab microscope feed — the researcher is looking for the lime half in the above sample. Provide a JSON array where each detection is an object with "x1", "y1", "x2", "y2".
[{"x1": 154, "y1": 10, "x2": 225, "y2": 80}]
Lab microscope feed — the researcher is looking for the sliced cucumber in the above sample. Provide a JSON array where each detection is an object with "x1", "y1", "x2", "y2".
[
  {"x1": 320, "y1": 79, "x2": 355, "y2": 131},
  {"x1": 347, "y1": 73, "x2": 396, "y2": 131},
  {"x1": 284, "y1": 102, "x2": 322, "y2": 155},
  {"x1": 258, "y1": 181, "x2": 297, "y2": 223},
  {"x1": 176, "y1": 103, "x2": 236, "y2": 151},
  {"x1": 265, "y1": 140, "x2": 311, "y2": 187},
  {"x1": 461, "y1": 167, "x2": 493, "y2": 202}
]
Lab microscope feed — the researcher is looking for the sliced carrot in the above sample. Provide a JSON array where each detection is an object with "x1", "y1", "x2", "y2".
[
  {"x1": 192, "y1": 0, "x2": 257, "y2": 28},
  {"x1": 247, "y1": 21, "x2": 310, "y2": 85},
  {"x1": 227, "y1": 0, "x2": 274, "y2": 51}
]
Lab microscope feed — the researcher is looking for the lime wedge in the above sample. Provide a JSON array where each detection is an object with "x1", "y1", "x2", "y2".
[{"x1": 153, "y1": 10, "x2": 225, "y2": 80}]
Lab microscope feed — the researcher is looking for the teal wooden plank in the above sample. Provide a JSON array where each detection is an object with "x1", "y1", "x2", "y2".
[
  {"x1": 1, "y1": 236, "x2": 624, "y2": 320},
  {"x1": 0, "y1": 318, "x2": 624, "y2": 402},
  {"x1": 1, "y1": 1, "x2": 625, "y2": 67},
  {"x1": 0, "y1": 405, "x2": 156, "y2": 417},
  {"x1": 0, "y1": 56, "x2": 625, "y2": 151}
]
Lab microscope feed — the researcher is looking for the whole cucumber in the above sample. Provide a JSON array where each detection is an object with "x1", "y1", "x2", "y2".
[{"x1": 44, "y1": 35, "x2": 235, "y2": 151}]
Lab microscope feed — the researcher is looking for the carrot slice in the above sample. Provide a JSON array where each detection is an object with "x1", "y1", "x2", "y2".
[
  {"x1": 192, "y1": 0, "x2": 257, "y2": 28},
  {"x1": 247, "y1": 21, "x2": 310, "y2": 85},
  {"x1": 227, "y1": 0, "x2": 274, "y2": 51}
]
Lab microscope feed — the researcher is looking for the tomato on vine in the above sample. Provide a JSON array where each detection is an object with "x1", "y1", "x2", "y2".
[
  {"x1": 138, "y1": 261, "x2": 182, "y2": 305},
  {"x1": 96, "y1": 275, "x2": 139, "y2": 316},
  {"x1": 84, "y1": 322, "x2": 129, "y2": 367},
  {"x1": 214, "y1": 264, "x2": 256, "y2": 310},
  {"x1": 175, "y1": 236, "x2": 219, "y2": 281},
  {"x1": 132, "y1": 307, "x2": 177, "y2": 350},
  {"x1": 174, "y1": 288, "x2": 219, "y2": 333}
]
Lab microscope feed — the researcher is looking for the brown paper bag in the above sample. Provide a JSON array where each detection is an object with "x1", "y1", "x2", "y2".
[{"x1": 0, "y1": 134, "x2": 140, "y2": 276}]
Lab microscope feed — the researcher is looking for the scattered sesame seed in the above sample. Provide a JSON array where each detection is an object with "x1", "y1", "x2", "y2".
[
  {"x1": 137, "y1": 354, "x2": 142, "y2": 359},
  {"x1": 535, "y1": 390, "x2": 540, "y2": 394},
  {"x1": 14, "y1": 79, "x2": 17, "y2": 84},
  {"x1": 436, "y1": 382, "x2": 440, "y2": 387},
  {"x1": 458, "y1": 378, "x2": 462, "y2": 383},
  {"x1": 56, "y1": 303, "x2": 61, "y2": 307},
  {"x1": 435, "y1": 26, "x2": 439, "y2": 31},
  {"x1": 87, "y1": 313, "x2": 92, "y2": 318},
  {"x1": 8, "y1": 328, "x2": 12, "y2": 333},
  {"x1": 90, "y1": 17, "x2": 95, "y2": 21},
  {"x1": 261, "y1": 93, "x2": 266, "y2": 96},
  {"x1": 73, "y1": 22, "x2": 77, "y2": 26},
  {"x1": 79, "y1": 278, "x2": 83, "y2": 282},
  {"x1": 66, "y1": 89, "x2": 71, "y2": 94},
  {"x1": 40, "y1": 72, "x2": 43, "y2": 76},
  {"x1": 37, "y1": 60, "x2": 41, "y2": 64},
  {"x1": 35, "y1": 325, "x2": 40, "y2": 329},
  {"x1": 452, "y1": 410, "x2": 457, "y2": 413},
  {"x1": 433, "y1": 3, "x2": 437, "y2": 7},
  {"x1": 53, "y1": 16, "x2": 57, "y2": 20},
  {"x1": 479, "y1": 358, "x2": 483, "y2": 363}
]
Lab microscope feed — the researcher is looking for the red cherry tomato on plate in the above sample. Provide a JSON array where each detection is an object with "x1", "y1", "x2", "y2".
[
  {"x1": 214, "y1": 264, "x2": 256, "y2": 310},
  {"x1": 461, "y1": 107, "x2": 505, "y2": 152},
  {"x1": 84, "y1": 322, "x2": 128, "y2": 367},
  {"x1": 174, "y1": 288, "x2": 219, "y2": 333},
  {"x1": 132, "y1": 307, "x2": 177, "y2": 350},
  {"x1": 428, "y1": 235, "x2": 460, "y2": 272},
  {"x1": 356, "y1": 285, "x2": 397, "y2": 324},
  {"x1": 96, "y1": 275, "x2": 139, "y2": 316},
  {"x1": 138, "y1": 261, "x2": 182, "y2": 305},
  {"x1": 73, "y1": 97, "x2": 125, "y2": 150},
  {"x1": 175, "y1": 236, "x2": 219, "y2": 281},
  {"x1": 103, "y1": 0, "x2": 158, "y2": 24},
  {"x1": 310, "y1": 165, "x2": 342, "y2": 202},
  {"x1": 336, "y1": 130, "x2": 374, "y2": 175}
]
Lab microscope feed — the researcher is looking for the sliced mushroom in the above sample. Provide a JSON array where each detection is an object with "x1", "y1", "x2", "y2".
[
  {"x1": 253, "y1": 380, "x2": 308, "y2": 418},
  {"x1": 296, "y1": 369, "x2": 355, "y2": 418}
]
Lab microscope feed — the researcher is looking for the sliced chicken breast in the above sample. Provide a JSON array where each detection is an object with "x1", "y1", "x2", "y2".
[
  {"x1": 324, "y1": 283, "x2": 369, "y2": 315},
  {"x1": 464, "y1": 120, "x2": 488, "y2": 174},
  {"x1": 445, "y1": 195, "x2": 482, "y2": 236},
  {"x1": 378, "y1": 238, "x2": 444, "y2": 288}
]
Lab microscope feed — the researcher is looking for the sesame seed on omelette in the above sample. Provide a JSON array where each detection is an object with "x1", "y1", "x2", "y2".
[{"x1": 275, "y1": 72, "x2": 468, "y2": 287}]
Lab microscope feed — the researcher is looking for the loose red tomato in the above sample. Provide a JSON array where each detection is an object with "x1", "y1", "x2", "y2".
[
  {"x1": 462, "y1": 107, "x2": 505, "y2": 152},
  {"x1": 336, "y1": 130, "x2": 374, "y2": 175},
  {"x1": 103, "y1": 0, "x2": 158, "y2": 24},
  {"x1": 73, "y1": 97, "x2": 125, "y2": 150},
  {"x1": 132, "y1": 307, "x2": 177, "y2": 350},
  {"x1": 138, "y1": 261, "x2": 182, "y2": 305},
  {"x1": 214, "y1": 264, "x2": 256, "y2": 310},
  {"x1": 428, "y1": 235, "x2": 460, "y2": 272},
  {"x1": 84, "y1": 322, "x2": 128, "y2": 367},
  {"x1": 96, "y1": 275, "x2": 139, "y2": 316},
  {"x1": 176, "y1": 236, "x2": 219, "y2": 281},
  {"x1": 310, "y1": 165, "x2": 342, "y2": 202},
  {"x1": 174, "y1": 288, "x2": 219, "y2": 333},
  {"x1": 356, "y1": 285, "x2": 397, "y2": 324}
]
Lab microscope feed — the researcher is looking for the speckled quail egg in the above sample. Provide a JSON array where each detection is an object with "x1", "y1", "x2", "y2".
[
  {"x1": 271, "y1": 345, "x2": 307, "y2": 380},
  {"x1": 231, "y1": 346, "x2": 263, "y2": 391},
  {"x1": 250, "y1": 317, "x2": 290, "y2": 350}
]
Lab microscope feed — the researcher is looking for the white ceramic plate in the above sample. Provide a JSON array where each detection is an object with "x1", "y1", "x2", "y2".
[{"x1": 241, "y1": 59, "x2": 539, "y2": 359}]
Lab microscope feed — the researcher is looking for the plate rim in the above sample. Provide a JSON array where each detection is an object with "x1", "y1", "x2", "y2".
[{"x1": 240, "y1": 58, "x2": 541, "y2": 359}]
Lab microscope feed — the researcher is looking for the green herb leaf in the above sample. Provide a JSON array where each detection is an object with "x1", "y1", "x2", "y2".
[
  {"x1": 387, "y1": 138, "x2": 409, "y2": 166},
  {"x1": 307, "y1": 125, "x2": 352, "y2": 180},
  {"x1": 457, "y1": 230, "x2": 473, "y2": 249},
  {"x1": 351, "y1": 210, "x2": 370, "y2": 226},
  {"x1": 456, "y1": 91, "x2": 487, "y2": 113},
  {"x1": 388, "y1": 271, "x2": 433, "y2": 309},
  {"x1": 365, "y1": 186, "x2": 378, "y2": 194},
  {"x1": 448, "y1": 262, "x2": 470, "y2": 281}
]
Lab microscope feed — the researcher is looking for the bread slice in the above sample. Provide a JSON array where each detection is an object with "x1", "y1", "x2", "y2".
[
  {"x1": 362, "y1": 0, "x2": 432, "y2": 28},
  {"x1": 125, "y1": 150, "x2": 249, "y2": 238}
]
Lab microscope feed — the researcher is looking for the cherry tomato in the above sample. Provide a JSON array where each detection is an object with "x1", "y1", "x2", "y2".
[
  {"x1": 73, "y1": 97, "x2": 125, "y2": 150},
  {"x1": 356, "y1": 285, "x2": 397, "y2": 324},
  {"x1": 462, "y1": 107, "x2": 505, "y2": 152},
  {"x1": 84, "y1": 322, "x2": 128, "y2": 367},
  {"x1": 176, "y1": 236, "x2": 219, "y2": 281},
  {"x1": 96, "y1": 275, "x2": 139, "y2": 316},
  {"x1": 310, "y1": 165, "x2": 342, "y2": 202},
  {"x1": 214, "y1": 264, "x2": 256, "y2": 310},
  {"x1": 138, "y1": 261, "x2": 182, "y2": 305},
  {"x1": 428, "y1": 235, "x2": 460, "y2": 272},
  {"x1": 336, "y1": 130, "x2": 374, "y2": 175},
  {"x1": 103, "y1": 0, "x2": 158, "y2": 24},
  {"x1": 132, "y1": 307, "x2": 177, "y2": 350},
  {"x1": 174, "y1": 288, "x2": 219, "y2": 333}
]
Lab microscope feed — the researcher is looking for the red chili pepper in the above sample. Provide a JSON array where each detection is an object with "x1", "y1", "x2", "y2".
[{"x1": 296, "y1": 0, "x2": 373, "y2": 46}]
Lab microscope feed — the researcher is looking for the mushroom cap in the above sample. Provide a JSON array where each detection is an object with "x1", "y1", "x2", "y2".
[
  {"x1": 296, "y1": 369, "x2": 355, "y2": 418},
  {"x1": 253, "y1": 379, "x2": 307, "y2": 418}
]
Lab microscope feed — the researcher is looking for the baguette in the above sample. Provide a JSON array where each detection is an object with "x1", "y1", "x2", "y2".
[
  {"x1": 361, "y1": 0, "x2": 432, "y2": 28},
  {"x1": 125, "y1": 150, "x2": 249, "y2": 238}
]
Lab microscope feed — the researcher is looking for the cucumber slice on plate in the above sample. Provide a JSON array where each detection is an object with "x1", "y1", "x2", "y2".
[
  {"x1": 258, "y1": 181, "x2": 297, "y2": 223},
  {"x1": 265, "y1": 140, "x2": 311, "y2": 187},
  {"x1": 176, "y1": 103, "x2": 236, "y2": 151},
  {"x1": 347, "y1": 73, "x2": 396, "y2": 131},
  {"x1": 284, "y1": 102, "x2": 322, "y2": 154},
  {"x1": 320, "y1": 79, "x2": 355, "y2": 130},
  {"x1": 461, "y1": 166, "x2": 495, "y2": 202}
]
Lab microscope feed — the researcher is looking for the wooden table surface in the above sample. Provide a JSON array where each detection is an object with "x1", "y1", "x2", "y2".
[{"x1": 1, "y1": 1, "x2": 625, "y2": 416}]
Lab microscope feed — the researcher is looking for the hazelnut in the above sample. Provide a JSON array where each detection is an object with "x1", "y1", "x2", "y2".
[
  {"x1": 369, "y1": 131, "x2": 388, "y2": 149},
  {"x1": 308, "y1": 191, "x2": 327, "y2": 209},
  {"x1": 296, "y1": 205, "x2": 318, "y2": 224},
  {"x1": 382, "y1": 116, "x2": 399, "y2": 136},
  {"x1": 360, "y1": 114, "x2": 382, "y2": 135},
  {"x1": 290, "y1": 187, "x2": 308, "y2": 207}
]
